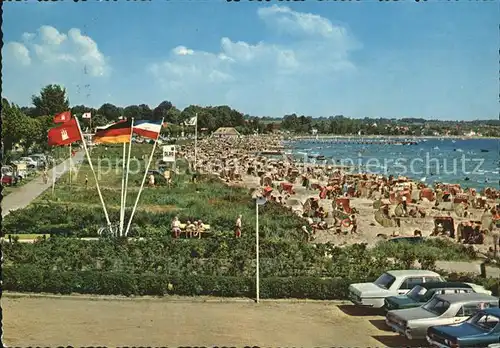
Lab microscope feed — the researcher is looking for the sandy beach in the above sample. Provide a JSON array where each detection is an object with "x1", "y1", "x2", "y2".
[{"x1": 183, "y1": 134, "x2": 499, "y2": 252}]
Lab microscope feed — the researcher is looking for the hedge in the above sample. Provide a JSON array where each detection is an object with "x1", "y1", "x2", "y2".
[{"x1": 3, "y1": 266, "x2": 498, "y2": 299}]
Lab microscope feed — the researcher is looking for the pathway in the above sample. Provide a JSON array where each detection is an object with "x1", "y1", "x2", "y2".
[{"x1": 2, "y1": 152, "x2": 85, "y2": 217}]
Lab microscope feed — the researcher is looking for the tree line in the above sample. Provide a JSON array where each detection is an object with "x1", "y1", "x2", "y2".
[{"x1": 3, "y1": 84, "x2": 499, "y2": 159}]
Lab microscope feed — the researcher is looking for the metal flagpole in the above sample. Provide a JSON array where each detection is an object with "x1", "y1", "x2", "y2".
[
  {"x1": 75, "y1": 117, "x2": 112, "y2": 226},
  {"x1": 69, "y1": 143, "x2": 72, "y2": 189},
  {"x1": 52, "y1": 149, "x2": 56, "y2": 196},
  {"x1": 255, "y1": 196, "x2": 266, "y2": 304},
  {"x1": 122, "y1": 118, "x2": 134, "y2": 235},
  {"x1": 124, "y1": 118, "x2": 164, "y2": 237},
  {"x1": 194, "y1": 113, "x2": 197, "y2": 170},
  {"x1": 119, "y1": 141, "x2": 127, "y2": 236},
  {"x1": 256, "y1": 198, "x2": 260, "y2": 303}
]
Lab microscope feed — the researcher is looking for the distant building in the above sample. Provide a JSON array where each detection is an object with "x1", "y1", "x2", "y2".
[
  {"x1": 212, "y1": 127, "x2": 241, "y2": 138},
  {"x1": 311, "y1": 128, "x2": 318, "y2": 135}
]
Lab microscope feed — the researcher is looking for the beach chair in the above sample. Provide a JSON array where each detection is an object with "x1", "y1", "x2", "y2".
[
  {"x1": 433, "y1": 216, "x2": 455, "y2": 238},
  {"x1": 335, "y1": 197, "x2": 352, "y2": 214},
  {"x1": 420, "y1": 188, "x2": 435, "y2": 201},
  {"x1": 279, "y1": 182, "x2": 295, "y2": 195}
]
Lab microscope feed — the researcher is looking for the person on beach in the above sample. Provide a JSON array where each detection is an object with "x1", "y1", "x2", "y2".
[
  {"x1": 350, "y1": 215, "x2": 358, "y2": 234},
  {"x1": 301, "y1": 225, "x2": 312, "y2": 242},
  {"x1": 235, "y1": 215, "x2": 242, "y2": 238},
  {"x1": 401, "y1": 195, "x2": 408, "y2": 215},
  {"x1": 85, "y1": 174, "x2": 89, "y2": 189}
]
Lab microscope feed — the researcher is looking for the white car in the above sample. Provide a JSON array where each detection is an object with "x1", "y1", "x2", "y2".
[
  {"x1": 28, "y1": 154, "x2": 46, "y2": 167},
  {"x1": 19, "y1": 157, "x2": 38, "y2": 168},
  {"x1": 348, "y1": 269, "x2": 444, "y2": 308}
]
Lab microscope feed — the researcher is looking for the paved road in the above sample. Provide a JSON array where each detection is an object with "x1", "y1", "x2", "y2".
[{"x1": 2, "y1": 152, "x2": 85, "y2": 217}]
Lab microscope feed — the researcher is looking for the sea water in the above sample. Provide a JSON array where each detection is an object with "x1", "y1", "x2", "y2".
[{"x1": 284, "y1": 138, "x2": 499, "y2": 191}]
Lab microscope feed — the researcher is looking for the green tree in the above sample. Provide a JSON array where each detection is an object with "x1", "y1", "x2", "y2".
[
  {"x1": 152, "y1": 101, "x2": 173, "y2": 121},
  {"x1": 31, "y1": 84, "x2": 70, "y2": 117},
  {"x1": 97, "y1": 103, "x2": 122, "y2": 121}
]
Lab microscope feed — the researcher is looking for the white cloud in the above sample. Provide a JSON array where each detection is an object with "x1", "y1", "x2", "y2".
[
  {"x1": 21, "y1": 32, "x2": 35, "y2": 42},
  {"x1": 173, "y1": 45, "x2": 194, "y2": 56},
  {"x1": 39, "y1": 25, "x2": 67, "y2": 45},
  {"x1": 4, "y1": 25, "x2": 108, "y2": 77},
  {"x1": 4, "y1": 42, "x2": 31, "y2": 66},
  {"x1": 257, "y1": 5, "x2": 338, "y2": 38},
  {"x1": 148, "y1": 5, "x2": 359, "y2": 112}
]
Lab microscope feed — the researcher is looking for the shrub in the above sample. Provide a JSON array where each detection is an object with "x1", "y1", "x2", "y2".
[{"x1": 5, "y1": 265, "x2": 497, "y2": 299}]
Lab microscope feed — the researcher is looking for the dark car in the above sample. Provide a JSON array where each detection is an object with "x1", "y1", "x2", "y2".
[
  {"x1": 427, "y1": 307, "x2": 500, "y2": 348},
  {"x1": 384, "y1": 282, "x2": 492, "y2": 311}
]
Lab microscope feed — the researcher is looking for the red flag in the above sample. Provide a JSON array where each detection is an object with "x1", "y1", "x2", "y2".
[
  {"x1": 48, "y1": 118, "x2": 82, "y2": 146},
  {"x1": 54, "y1": 111, "x2": 71, "y2": 123}
]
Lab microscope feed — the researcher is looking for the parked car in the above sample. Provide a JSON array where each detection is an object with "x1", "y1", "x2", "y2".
[
  {"x1": 384, "y1": 282, "x2": 492, "y2": 311},
  {"x1": 427, "y1": 307, "x2": 500, "y2": 348},
  {"x1": 348, "y1": 269, "x2": 443, "y2": 308},
  {"x1": 19, "y1": 157, "x2": 38, "y2": 168},
  {"x1": 386, "y1": 293, "x2": 499, "y2": 340},
  {"x1": 29, "y1": 154, "x2": 47, "y2": 167}
]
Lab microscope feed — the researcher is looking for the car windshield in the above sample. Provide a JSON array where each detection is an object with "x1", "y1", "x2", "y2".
[
  {"x1": 407, "y1": 285, "x2": 427, "y2": 301},
  {"x1": 374, "y1": 273, "x2": 396, "y2": 289},
  {"x1": 422, "y1": 298, "x2": 450, "y2": 316},
  {"x1": 470, "y1": 313, "x2": 500, "y2": 331}
]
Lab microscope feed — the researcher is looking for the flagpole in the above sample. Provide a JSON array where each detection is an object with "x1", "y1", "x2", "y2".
[
  {"x1": 52, "y1": 149, "x2": 56, "y2": 196},
  {"x1": 124, "y1": 117, "x2": 164, "y2": 237},
  {"x1": 194, "y1": 113, "x2": 198, "y2": 170},
  {"x1": 69, "y1": 143, "x2": 72, "y2": 189},
  {"x1": 74, "y1": 117, "x2": 112, "y2": 226},
  {"x1": 119, "y1": 142, "x2": 127, "y2": 237},
  {"x1": 122, "y1": 118, "x2": 134, "y2": 235}
]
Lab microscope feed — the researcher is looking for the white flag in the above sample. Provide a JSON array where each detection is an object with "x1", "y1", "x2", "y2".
[
  {"x1": 82, "y1": 112, "x2": 92, "y2": 119},
  {"x1": 184, "y1": 116, "x2": 197, "y2": 126}
]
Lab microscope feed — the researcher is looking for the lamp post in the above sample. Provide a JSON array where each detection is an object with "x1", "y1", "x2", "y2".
[{"x1": 255, "y1": 195, "x2": 267, "y2": 303}]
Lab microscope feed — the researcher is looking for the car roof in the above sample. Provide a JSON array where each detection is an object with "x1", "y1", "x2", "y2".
[
  {"x1": 386, "y1": 270, "x2": 440, "y2": 277},
  {"x1": 421, "y1": 282, "x2": 471, "y2": 290},
  {"x1": 482, "y1": 308, "x2": 500, "y2": 316},
  {"x1": 434, "y1": 293, "x2": 498, "y2": 303}
]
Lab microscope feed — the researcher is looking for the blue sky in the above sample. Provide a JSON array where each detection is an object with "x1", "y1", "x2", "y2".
[{"x1": 2, "y1": 1, "x2": 498, "y2": 120}]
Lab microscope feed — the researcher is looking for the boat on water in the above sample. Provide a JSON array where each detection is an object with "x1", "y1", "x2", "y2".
[{"x1": 480, "y1": 149, "x2": 489, "y2": 153}]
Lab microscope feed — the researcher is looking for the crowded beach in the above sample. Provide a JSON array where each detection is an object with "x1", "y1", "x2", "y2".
[{"x1": 177, "y1": 133, "x2": 500, "y2": 255}]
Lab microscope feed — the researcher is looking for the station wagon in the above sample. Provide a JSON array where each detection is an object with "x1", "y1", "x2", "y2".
[{"x1": 384, "y1": 282, "x2": 492, "y2": 311}]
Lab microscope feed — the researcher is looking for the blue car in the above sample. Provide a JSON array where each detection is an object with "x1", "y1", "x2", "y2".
[{"x1": 427, "y1": 307, "x2": 500, "y2": 348}]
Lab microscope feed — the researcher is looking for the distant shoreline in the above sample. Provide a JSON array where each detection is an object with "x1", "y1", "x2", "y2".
[{"x1": 288, "y1": 134, "x2": 499, "y2": 140}]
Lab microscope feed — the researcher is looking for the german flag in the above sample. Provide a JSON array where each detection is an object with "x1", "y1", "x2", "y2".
[{"x1": 93, "y1": 119, "x2": 132, "y2": 144}]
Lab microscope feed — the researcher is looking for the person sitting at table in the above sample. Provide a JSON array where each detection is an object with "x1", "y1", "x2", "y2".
[
  {"x1": 194, "y1": 220, "x2": 205, "y2": 238},
  {"x1": 185, "y1": 220, "x2": 196, "y2": 238},
  {"x1": 171, "y1": 216, "x2": 181, "y2": 238}
]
